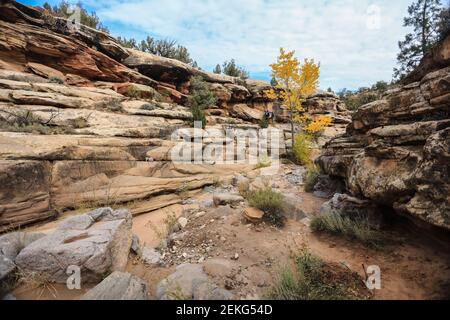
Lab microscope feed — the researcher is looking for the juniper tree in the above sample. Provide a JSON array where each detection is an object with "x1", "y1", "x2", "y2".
[{"x1": 394, "y1": 0, "x2": 447, "y2": 79}]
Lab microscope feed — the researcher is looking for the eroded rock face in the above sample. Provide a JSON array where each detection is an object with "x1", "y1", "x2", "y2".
[
  {"x1": 15, "y1": 208, "x2": 133, "y2": 283},
  {"x1": 317, "y1": 36, "x2": 450, "y2": 230}
]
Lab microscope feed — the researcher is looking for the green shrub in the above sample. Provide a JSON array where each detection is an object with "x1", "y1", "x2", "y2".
[
  {"x1": 0, "y1": 110, "x2": 52, "y2": 134},
  {"x1": 189, "y1": 76, "x2": 216, "y2": 129},
  {"x1": 126, "y1": 86, "x2": 143, "y2": 99},
  {"x1": 259, "y1": 115, "x2": 269, "y2": 128},
  {"x1": 293, "y1": 132, "x2": 313, "y2": 165},
  {"x1": 310, "y1": 214, "x2": 394, "y2": 249},
  {"x1": 247, "y1": 187, "x2": 284, "y2": 227},
  {"x1": 304, "y1": 165, "x2": 321, "y2": 192},
  {"x1": 67, "y1": 117, "x2": 89, "y2": 129},
  {"x1": 140, "y1": 103, "x2": 157, "y2": 111},
  {"x1": 267, "y1": 249, "x2": 370, "y2": 300},
  {"x1": 96, "y1": 99, "x2": 124, "y2": 113},
  {"x1": 48, "y1": 76, "x2": 64, "y2": 84},
  {"x1": 255, "y1": 155, "x2": 272, "y2": 169}
]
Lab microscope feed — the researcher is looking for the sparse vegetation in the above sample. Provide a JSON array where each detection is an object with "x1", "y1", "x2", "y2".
[
  {"x1": 247, "y1": 187, "x2": 284, "y2": 227},
  {"x1": 188, "y1": 76, "x2": 216, "y2": 129},
  {"x1": 67, "y1": 116, "x2": 89, "y2": 129},
  {"x1": 42, "y1": 1, "x2": 109, "y2": 33},
  {"x1": 219, "y1": 59, "x2": 249, "y2": 80},
  {"x1": 337, "y1": 81, "x2": 392, "y2": 110},
  {"x1": 48, "y1": 76, "x2": 64, "y2": 84},
  {"x1": 259, "y1": 115, "x2": 269, "y2": 128},
  {"x1": 126, "y1": 86, "x2": 143, "y2": 99},
  {"x1": 255, "y1": 155, "x2": 272, "y2": 169},
  {"x1": 268, "y1": 249, "x2": 370, "y2": 300},
  {"x1": 14, "y1": 268, "x2": 57, "y2": 299},
  {"x1": 140, "y1": 103, "x2": 157, "y2": 111},
  {"x1": 0, "y1": 110, "x2": 76, "y2": 135},
  {"x1": 304, "y1": 165, "x2": 321, "y2": 192},
  {"x1": 96, "y1": 99, "x2": 125, "y2": 113},
  {"x1": 310, "y1": 213, "x2": 395, "y2": 249},
  {"x1": 292, "y1": 132, "x2": 313, "y2": 166},
  {"x1": 117, "y1": 36, "x2": 196, "y2": 66},
  {"x1": 176, "y1": 182, "x2": 191, "y2": 200}
]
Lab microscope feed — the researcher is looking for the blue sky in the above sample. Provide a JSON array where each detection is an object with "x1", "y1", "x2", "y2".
[{"x1": 20, "y1": 0, "x2": 416, "y2": 91}]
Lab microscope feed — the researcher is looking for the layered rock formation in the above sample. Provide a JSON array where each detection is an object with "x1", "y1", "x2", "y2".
[
  {"x1": 0, "y1": 0, "x2": 283, "y2": 231},
  {"x1": 0, "y1": 0, "x2": 349, "y2": 232},
  {"x1": 317, "y1": 35, "x2": 450, "y2": 230}
]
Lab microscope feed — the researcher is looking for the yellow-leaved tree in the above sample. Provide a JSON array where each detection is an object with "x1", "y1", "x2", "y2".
[{"x1": 265, "y1": 48, "x2": 320, "y2": 151}]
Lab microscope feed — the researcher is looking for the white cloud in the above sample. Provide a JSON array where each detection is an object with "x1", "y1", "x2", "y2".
[{"x1": 87, "y1": 0, "x2": 413, "y2": 90}]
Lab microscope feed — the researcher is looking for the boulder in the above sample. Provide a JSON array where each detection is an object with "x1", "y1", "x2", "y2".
[
  {"x1": 213, "y1": 193, "x2": 244, "y2": 207},
  {"x1": 229, "y1": 104, "x2": 264, "y2": 122},
  {"x1": 0, "y1": 232, "x2": 46, "y2": 261},
  {"x1": 15, "y1": 208, "x2": 133, "y2": 283},
  {"x1": 82, "y1": 271, "x2": 148, "y2": 300},
  {"x1": 130, "y1": 234, "x2": 141, "y2": 255},
  {"x1": 156, "y1": 264, "x2": 233, "y2": 300},
  {"x1": 141, "y1": 247, "x2": 161, "y2": 266}
]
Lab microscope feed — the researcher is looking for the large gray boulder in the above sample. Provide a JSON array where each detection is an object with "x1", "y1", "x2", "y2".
[
  {"x1": 82, "y1": 271, "x2": 148, "y2": 300},
  {"x1": 0, "y1": 254, "x2": 15, "y2": 281},
  {"x1": 0, "y1": 231, "x2": 46, "y2": 292},
  {"x1": 15, "y1": 208, "x2": 133, "y2": 284},
  {"x1": 0, "y1": 232, "x2": 46, "y2": 261},
  {"x1": 156, "y1": 264, "x2": 234, "y2": 300}
]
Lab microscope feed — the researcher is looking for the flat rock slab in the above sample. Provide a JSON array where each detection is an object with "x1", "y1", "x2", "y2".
[
  {"x1": 15, "y1": 208, "x2": 132, "y2": 284},
  {"x1": 82, "y1": 271, "x2": 148, "y2": 300},
  {"x1": 243, "y1": 207, "x2": 264, "y2": 223}
]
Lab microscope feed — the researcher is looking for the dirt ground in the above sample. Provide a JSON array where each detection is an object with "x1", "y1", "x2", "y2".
[{"x1": 13, "y1": 163, "x2": 450, "y2": 300}]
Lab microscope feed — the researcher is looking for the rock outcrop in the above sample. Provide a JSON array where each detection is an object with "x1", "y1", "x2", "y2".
[
  {"x1": 15, "y1": 207, "x2": 133, "y2": 283},
  {"x1": 317, "y1": 35, "x2": 450, "y2": 230},
  {"x1": 0, "y1": 0, "x2": 280, "y2": 231}
]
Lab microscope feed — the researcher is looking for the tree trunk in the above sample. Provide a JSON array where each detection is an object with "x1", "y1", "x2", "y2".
[
  {"x1": 421, "y1": 0, "x2": 429, "y2": 56},
  {"x1": 290, "y1": 108, "x2": 295, "y2": 151}
]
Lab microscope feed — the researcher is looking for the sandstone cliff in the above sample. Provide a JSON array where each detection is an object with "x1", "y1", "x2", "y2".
[
  {"x1": 317, "y1": 35, "x2": 450, "y2": 230},
  {"x1": 0, "y1": 0, "x2": 348, "y2": 231}
]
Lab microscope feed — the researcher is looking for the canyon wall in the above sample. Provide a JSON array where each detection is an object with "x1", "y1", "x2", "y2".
[{"x1": 317, "y1": 35, "x2": 450, "y2": 230}]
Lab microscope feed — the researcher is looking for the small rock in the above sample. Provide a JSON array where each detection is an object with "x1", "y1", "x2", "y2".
[
  {"x1": 231, "y1": 253, "x2": 239, "y2": 260},
  {"x1": 178, "y1": 217, "x2": 188, "y2": 229},
  {"x1": 130, "y1": 234, "x2": 141, "y2": 255},
  {"x1": 242, "y1": 207, "x2": 264, "y2": 223},
  {"x1": 194, "y1": 211, "x2": 206, "y2": 218},
  {"x1": 200, "y1": 200, "x2": 214, "y2": 209},
  {"x1": 141, "y1": 247, "x2": 161, "y2": 266}
]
